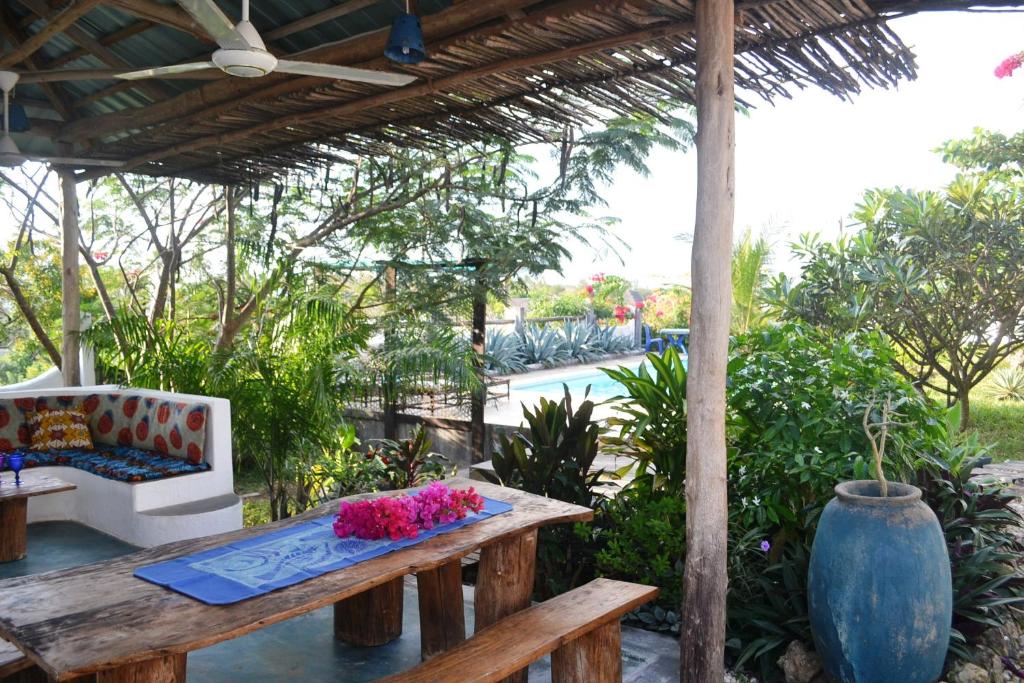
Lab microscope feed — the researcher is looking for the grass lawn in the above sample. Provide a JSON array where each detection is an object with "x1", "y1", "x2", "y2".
[{"x1": 967, "y1": 372, "x2": 1024, "y2": 462}]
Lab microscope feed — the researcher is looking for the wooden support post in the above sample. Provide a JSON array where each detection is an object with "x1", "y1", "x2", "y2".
[
  {"x1": 474, "y1": 529, "x2": 537, "y2": 683},
  {"x1": 470, "y1": 270, "x2": 487, "y2": 464},
  {"x1": 58, "y1": 169, "x2": 81, "y2": 387},
  {"x1": 0, "y1": 499, "x2": 27, "y2": 563},
  {"x1": 334, "y1": 577, "x2": 404, "y2": 646},
  {"x1": 416, "y1": 559, "x2": 466, "y2": 660},
  {"x1": 551, "y1": 620, "x2": 622, "y2": 683},
  {"x1": 96, "y1": 653, "x2": 185, "y2": 682},
  {"x1": 681, "y1": 0, "x2": 735, "y2": 681}
]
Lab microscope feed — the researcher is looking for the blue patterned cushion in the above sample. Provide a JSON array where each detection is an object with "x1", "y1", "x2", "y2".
[{"x1": 3, "y1": 446, "x2": 210, "y2": 482}]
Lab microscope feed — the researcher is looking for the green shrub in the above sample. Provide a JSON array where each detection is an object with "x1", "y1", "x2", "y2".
[
  {"x1": 593, "y1": 489, "x2": 686, "y2": 611},
  {"x1": 486, "y1": 386, "x2": 605, "y2": 597},
  {"x1": 603, "y1": 346, "x2": 688, "y2": 494},
  {"x1": 367, "y1": 425, "x2": 454, "y2": 490},
  {"x1": 520, "y1": 324, "x2": 571, "y2": 366}
]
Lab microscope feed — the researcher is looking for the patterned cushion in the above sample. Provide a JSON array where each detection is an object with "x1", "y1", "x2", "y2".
[
  {"x1": 27, "y1": 406, "x2": 94, "y2": 451},
  {"x1": 0, "y1": 393, "x2": 209, "y2": 464},
  {"x1": 5, "y1": 446, "x2": 210, "y2": 483}
]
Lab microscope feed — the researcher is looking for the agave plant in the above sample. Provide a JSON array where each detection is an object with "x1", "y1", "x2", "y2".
[
  {"x1": 986, "y1": 366, "x2": 1024, "y2": 402},
  {"x1": 591, "y1": 323, "x2": 635, "y2": 354},
  {"x1": 562, "y1": 321, "x2": 602, "y2": 363},
  {"x1": 485, "y1": 328, "x2": 528, "y2": 374},
  {"x1": 521, "y1": 324, "x2": 571, "y2": 366}
]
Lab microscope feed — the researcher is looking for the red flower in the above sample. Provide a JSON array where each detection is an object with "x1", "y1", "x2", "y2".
[
  {"x1": 186, "y1": 408, "x2": 205, "y2": 432},
  {"x1": 0, "y1": 439, "x2": 12, "y2": 452},
  {"x1": 117, "y1": 427, "x2": 133, "y2": 446},
  {"x1": 16, "y1": 425, "x2": 30, "y2": 444},
  {"x1": 14, "y1": 398, "x2": 34, "y2": 412},
  {"x1": 154, "y1": 435, "x2": 169, "y2": 454},
  {"x1": 83, "y1": 395, "x2": 100, "y2": 414},
  {"x1": 123, "y1": 397, "x2": 139, "y2": 418},
  {"x1": 635, "y1": 301, "x2": 645, "y2": 310},
  {"x1": 157, "y1": 403, "x2": 171, "y2": 424},
  {"x1": 97, "y1": 410, "x2": 114, "y2": 435},
  {"x1": 995, "y1": 52, "x2": 1024, "y2": 78},
  {"x1": 0, "y1": 406, "x2": 10, "y2": 429},
  {"x1": 187, "y1": 443, "x2": 202, "y2": 464},
  {"x1": 169, "y1": 425, "x2": 183, "y2": 450},
  {"x1": 585, "y1": 284, "x2": 595, "y2": 297}
]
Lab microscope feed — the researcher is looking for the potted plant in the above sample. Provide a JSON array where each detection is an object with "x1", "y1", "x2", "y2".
[{"x1": 808, "y1": 395, "x2": 952, "y2": 682}]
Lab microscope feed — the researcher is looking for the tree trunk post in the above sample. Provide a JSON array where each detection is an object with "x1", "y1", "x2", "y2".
[
  {"x1": 470, "y1": 266, "x2": 487, "y2": 464},
  {"x1": 59, "y1": 168, "x2": 81, "y2": 387},
  {"x1": 681, "y1": 0, "x2": 734, "y2": 681}
]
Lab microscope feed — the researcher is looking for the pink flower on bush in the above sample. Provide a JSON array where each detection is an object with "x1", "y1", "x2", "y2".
[
  {"x1": 995, "y1": 52, "x2": 1024, "y2": 78},
  {"x1": 334, "y1": 483, "x2": 485, "y2": 541},
  {"x1": 585, "y1": 284, "x2": 595, "y2": 297},
  {"x1": 635, "y1": 301, "x2": 645, "y2": 311},
  {"x1": 614, "y1": 304, "x2": 628, "y2": 323}
]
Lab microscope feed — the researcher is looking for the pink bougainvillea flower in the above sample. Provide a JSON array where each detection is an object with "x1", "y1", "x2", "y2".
[
  {"x1": 635, "y1": 301, "x2": 645, "y2": 310},
  {"x1": 333, "y1": 484, "x2": 485, "y2": 541},
  {"x1": 995, "y1": 52, "x2": 1024, "y2": 79},
  {"x1": 585, "y1": 284, "x2": 595, "y2": 297}
]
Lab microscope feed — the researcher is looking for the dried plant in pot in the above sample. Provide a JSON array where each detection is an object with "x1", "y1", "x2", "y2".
[{"x1": 808, "y1": 395, "x2": 952, "y2": 682}]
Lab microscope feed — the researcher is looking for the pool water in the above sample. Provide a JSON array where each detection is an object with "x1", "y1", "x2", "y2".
[{"x1": 512, "y1": 360, "x2": 661, "y2": 401}]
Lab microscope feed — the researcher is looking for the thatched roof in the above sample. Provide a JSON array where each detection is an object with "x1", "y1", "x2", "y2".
[{"x1": 2, "y1": 0, "x2": 1021, "y2": 183}]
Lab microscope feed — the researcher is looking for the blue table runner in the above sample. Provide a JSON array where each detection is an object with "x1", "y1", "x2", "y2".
[{"x1": 135, "y1": 497, "x2": 513, "y2": 605}]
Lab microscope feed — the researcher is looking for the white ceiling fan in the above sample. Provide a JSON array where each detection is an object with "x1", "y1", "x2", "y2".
[
  {"x1": 114, "y1": 0, "x2": 418, "y2": 87},
  {"x1": 0, "y1": 71, "x2": 124, "y2": 168}
]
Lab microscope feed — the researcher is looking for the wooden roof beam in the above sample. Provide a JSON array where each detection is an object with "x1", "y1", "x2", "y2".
[
  {"x1": 84, "y1": 17, "x2": 700, "y2": 179},
  {"x1": 47, "y1": 19, "x2": 154, "y2": 69},
  {"x1": 16, "y1": 0, "x2": 173, "y2": 103},
  {"x1": 263, "y1": 0, "x2": 379, "y2": 43},
  {"x1": 58, "y1": 0, "x2": 550, "y2": 143},
  {"x1": 0, "y1": 4, "x2": 73, "y2": 120},
  {"x1": 0, "y1": 0, "x2": 103, "y2": 68},
  {"x1": 104, "y1": 0, "x2": 216, "y2": 44}
]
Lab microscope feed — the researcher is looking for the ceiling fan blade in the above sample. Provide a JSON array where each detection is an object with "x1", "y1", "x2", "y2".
[
  {"x1": 116, "y1": 62, "x2": 218, "y2": 80},
  {"x1": 276, "y1": 60, "x2": 417, "y2": 87},
  {"x1": 19, "y1": 67, "x2": 222, "y2": 84},
  {"x1": 175, "y1": 0, "x2": 252, "y2": 49},
  {"x1": 27, "y1": 155, "x2": 125, "y2": 167}
]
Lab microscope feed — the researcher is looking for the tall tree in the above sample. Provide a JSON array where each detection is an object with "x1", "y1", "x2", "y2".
[{"x1": 775, "y1": 172, "x2": 1024, "y2": 428}]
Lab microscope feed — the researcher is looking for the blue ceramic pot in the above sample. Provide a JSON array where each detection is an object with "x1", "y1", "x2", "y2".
[{"x1": 808, "y1": 480, "x2": 951, "y2": 683}]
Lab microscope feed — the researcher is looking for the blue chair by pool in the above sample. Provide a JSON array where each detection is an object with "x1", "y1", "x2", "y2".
[{"x1": 643, "y1": 324, "x2": 664, "y2": 353}]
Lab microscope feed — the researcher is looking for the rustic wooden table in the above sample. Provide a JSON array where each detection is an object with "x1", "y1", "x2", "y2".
[
  {"x1": 0, "y1": 470, "x2": 76, "y2": 563},
  {"x1": 0, "y1": 478, "x2": 592, "y2": 682}
]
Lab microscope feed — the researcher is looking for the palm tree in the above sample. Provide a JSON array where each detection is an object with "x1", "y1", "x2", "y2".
[{"x1": 731, "y1": 229, "x2": 772, "y2": 334}]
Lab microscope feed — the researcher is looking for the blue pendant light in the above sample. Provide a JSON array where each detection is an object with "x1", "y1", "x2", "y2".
[
  {"x1": 4, "y1": 102, "x2": 30, "y2": 133},
  {"x1": 385, "y1": 1, "x2": 426, "y2": 65}
]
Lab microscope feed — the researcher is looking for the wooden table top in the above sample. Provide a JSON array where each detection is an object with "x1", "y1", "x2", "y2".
[
  {"x1": 0, "y1": 471, "x2": 76, "y2": 502},
  {"x1": 0, "y1": 478, "x2": 592, "y2": 681}
]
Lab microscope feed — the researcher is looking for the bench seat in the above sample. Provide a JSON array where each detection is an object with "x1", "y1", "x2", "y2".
[
  {"x1": 0, "y1": 638, "x2": 30, "y2": 680},
  {"x1": 380, "y1": 578, "x2": 659, "y2": 683},
  {"x1": 5, "y1": 446, "x2": 209, "y2": 483}
]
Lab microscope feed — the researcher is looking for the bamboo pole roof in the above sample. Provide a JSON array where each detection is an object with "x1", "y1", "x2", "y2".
[{"x1": 1, "y1": 0, "x2": 1021, "y2": 183}]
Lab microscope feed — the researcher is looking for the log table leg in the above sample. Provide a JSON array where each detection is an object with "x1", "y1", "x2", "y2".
[
  {"x1": 0, "y1": 498, "x2": 27, "y2": 563},
  {"x1": 551, "y1": 620, "x2": 622, "y2": 683},
  {"x1": 474, "y1": 529, "x2": 538, "y2": 683},
  {"x1": 416, "y1": 559, "x2": 466, "y2": 660},
  {"x1": 334, "y1": 577, "x2": 404, "y2": 646},
  {"x1": 96, "y1": 654, "x2": 185, "y2": 683}
]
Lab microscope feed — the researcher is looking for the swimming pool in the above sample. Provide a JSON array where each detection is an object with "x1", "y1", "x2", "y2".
[{"x1": 512, "y1": 361, "x2": 651, "y2": 401}]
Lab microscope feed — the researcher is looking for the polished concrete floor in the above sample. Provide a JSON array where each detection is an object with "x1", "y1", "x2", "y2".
[{"x1": 2, "y1": 522, "x2": 680, "y2": 682}]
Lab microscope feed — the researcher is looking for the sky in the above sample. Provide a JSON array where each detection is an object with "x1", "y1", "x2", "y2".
[{"x1": 554, "y1": 10, "x2": 1024, "y2": 289}]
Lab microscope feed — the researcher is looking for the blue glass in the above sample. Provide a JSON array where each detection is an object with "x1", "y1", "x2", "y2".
[
  {"x1": 0, "y1": 454, "x2": 4, "y2": 485},
  {"x1": 8, "y1": 454, "x2": 23, "y2": 486}
]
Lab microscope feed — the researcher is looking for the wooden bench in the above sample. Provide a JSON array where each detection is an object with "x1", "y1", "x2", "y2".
[
  {"x1": 0, "y1": 638, "x2": 32, "y2": 682},
  {"x1": 379, "y1": 578, "x2": 659, "y2": 683}
]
